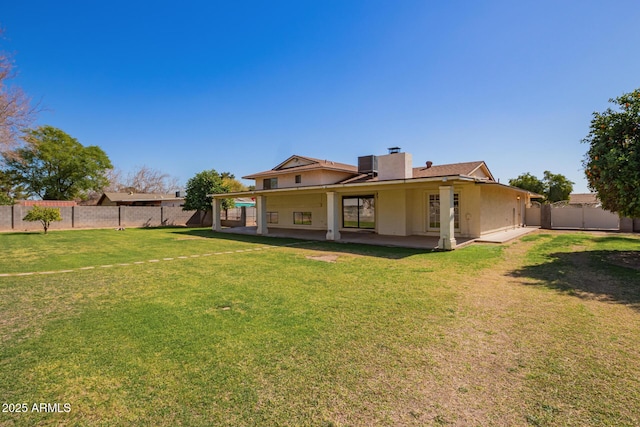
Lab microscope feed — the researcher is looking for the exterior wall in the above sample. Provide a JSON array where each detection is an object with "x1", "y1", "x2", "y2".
[
  {"x1": 265, "y1": 193, "x2": 327, "y2": 230},
  {"x1": 479, "y1": 184, "x2": 522, "y2": 234},
  {"x1": 120, "y1": 206, "x2": 162, "y2": 227},
  {"x1": 406, "y1": 183, "x2": 482, "y2": 238},
  {"x1": 376, "y1": 189, "x2": 408, "y2": 236},
  {"x1": 254, "y1": 170, "x2": 354, "y2": 190}
]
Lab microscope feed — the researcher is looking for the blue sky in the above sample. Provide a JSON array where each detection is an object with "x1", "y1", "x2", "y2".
[{"x1": 2, "y1": 1, "x2": 640, "y2": 192}]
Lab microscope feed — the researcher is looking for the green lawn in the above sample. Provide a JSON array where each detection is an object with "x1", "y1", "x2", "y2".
[{"x1": 0, "y1": 228, "x2": 639, "y2": 426}]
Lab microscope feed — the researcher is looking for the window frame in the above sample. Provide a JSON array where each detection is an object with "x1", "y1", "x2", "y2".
[
  {"x1": 266, "y1": 211, "x2": 279, "y2": 224},
  {"x1": 293, "y1": 211, "x2": 312, "y2": 225},
  {"x1": 342, "y1": 195, "x2": 375, "y2": 229},
  {"x1": 427, "y1": 193, "x2": 459, "y2": 230},
  {"x1": 263, "y1": 177, "x2": 278, "y2": 190}
]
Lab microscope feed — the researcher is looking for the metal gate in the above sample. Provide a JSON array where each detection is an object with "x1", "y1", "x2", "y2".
[{"x1": 550, "y1": 203, "x2": 619, "y2": 230}]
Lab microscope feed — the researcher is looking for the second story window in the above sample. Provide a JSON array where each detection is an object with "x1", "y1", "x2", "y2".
[
  {"x1": 263, "y1": 177, "x2": 278, "y2": 189},
  {"x1": 295, "y1": 175, "x2": 302, "y2": 184}
]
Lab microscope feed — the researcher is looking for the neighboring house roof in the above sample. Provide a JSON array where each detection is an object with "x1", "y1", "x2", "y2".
[
  {"x1": 569, "y1": 193, "x2": 599, "y2": 205},
  {"x1": 17, "y1": 200, "x2": 77, "y2": 207},
  {"x1": 243, "y1": 154, "x2": 358, "y2": 179},
  {"x1": 98, "y1": 192, "x2": 184, "y2": 204}
]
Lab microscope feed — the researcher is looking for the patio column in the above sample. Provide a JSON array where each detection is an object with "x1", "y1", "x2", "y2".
[
  {"x1": 438, "y1": 185, "x2": 457, "y2": 250},
  {"x1": 256, "y1": 195, "x2": 268, "y2": 235},
  {"x1": 212, "y1": 198, "x2": 222, "y2": 232},
  {"x1": 326, "y1": 191, "x2": 341, "y2": 241}
]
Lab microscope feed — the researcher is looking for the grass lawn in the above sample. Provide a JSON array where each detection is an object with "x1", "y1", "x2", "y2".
[{"x1": 0, "y1": 228, "x2": 639, "y2": 426}]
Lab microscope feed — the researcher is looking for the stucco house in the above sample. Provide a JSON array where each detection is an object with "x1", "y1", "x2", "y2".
[{"x1": 211, "y1": 148, "x2": 537, "y2": 250}]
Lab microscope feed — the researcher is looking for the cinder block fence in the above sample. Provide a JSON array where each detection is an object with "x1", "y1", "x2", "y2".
[{"x1": 0, "y1": 206, "x2": 213, "y2": 232}]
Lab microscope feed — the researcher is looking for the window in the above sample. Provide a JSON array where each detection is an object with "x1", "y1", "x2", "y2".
[
  {"x1": 428, "y1": 194, "x2": 459, "y2": 229},
  {"x1": 295, "y1": 174, "x2": 302, "y2": 184},
  {"x1": 266, "y1": 212, "x2": 279, "y2": 224},
  {"x1": 263, "y1": 177, "x2": 278, "y2": 189},
  {"x1": 293, "y1": 212, "x2": 312, "y2": 225},
  {"x1": 342, "y1": 196, "x2": 375, "y2": 229}
]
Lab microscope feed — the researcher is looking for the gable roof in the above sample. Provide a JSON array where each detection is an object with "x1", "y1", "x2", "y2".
[
  {"x1": 413, "y1": 161, "x2": 494, "y2": 181},
  {"x1": 243, "y1": 154, "x2": 357, "y2": 179}
]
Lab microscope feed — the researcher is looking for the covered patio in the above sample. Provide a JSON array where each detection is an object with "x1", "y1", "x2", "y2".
[{"x1": 212, "y1": 225, "x2": 540, "y2": 250}]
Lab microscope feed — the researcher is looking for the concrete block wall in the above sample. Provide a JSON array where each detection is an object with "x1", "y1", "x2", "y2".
[
  {"x1": 162, "y1": 207, "x2": 199, "y2": 226},
  {"x1": 120, "y1": 206, "x2": 163, "y2": 227},
  {"x1": 74, "y1": 206, "x2": 120, "y2": 228},
  {"x1": 0, "y1": 206, "x2": 12, "y2": 230},
  {"x1": 9, "y1": 205, "x2": 73, "y2": 232},
  {"x1": 0, "y1": 205, "x2": 208, "y2": 231}
]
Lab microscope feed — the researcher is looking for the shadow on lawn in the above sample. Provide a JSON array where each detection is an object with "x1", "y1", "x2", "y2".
[
  {"x1": 169, "y1": 228, "x2": 429, "y2": 260},
  {"x1": 509, "y1": 249, "x2": 640, "y2": 311}
]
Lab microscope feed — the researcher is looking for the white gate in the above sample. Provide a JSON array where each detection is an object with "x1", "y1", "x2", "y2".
[
  {"x1": 525, "y1": 202, "x2": 541, "y2": 226},
  {"x1": 551, "y1": 204, "x2": 619, "y2": 230}
]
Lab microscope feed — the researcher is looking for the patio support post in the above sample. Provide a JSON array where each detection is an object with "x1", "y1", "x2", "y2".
[
  {"x1": 438, "y1": 185, "x2": 457, "y2": 250},
  {"x1": 212, "y1": 198, "x2": 222, "y2": 232},
  {"x1": 326, "y1": 191, "x2": 341, "y2": 241},
  {"x1": 256, "y1": 195, "x2": 268, "y2": 235}
]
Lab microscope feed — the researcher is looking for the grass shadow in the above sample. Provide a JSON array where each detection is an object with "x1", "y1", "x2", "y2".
[
  {"x1": 509, "y1": 249, "x2": 640, "y2": 311},
  {"x1": 169, "y1": 228, "x2": 431, "y2": 260}
]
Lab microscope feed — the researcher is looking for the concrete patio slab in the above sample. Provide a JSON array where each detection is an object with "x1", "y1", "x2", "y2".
[{"x1": 473, "y1": 226, "x2": 540, "y2": 243}]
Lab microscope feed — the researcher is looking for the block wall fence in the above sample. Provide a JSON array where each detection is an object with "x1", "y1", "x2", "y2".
[{"x1": 0, "y1": 206, "x2": 214, "y2": 232}]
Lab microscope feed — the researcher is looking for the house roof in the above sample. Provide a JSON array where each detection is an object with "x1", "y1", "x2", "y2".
[
  {"x1": 335, "y1": 160, "x2": 495, "y2": 184},
  {"x1": 569, "y1": 193, "x2": 599, "y2": 205},
  {"x1": 242, "y1": 154, "x2": 358, "y2": 179},
  {"x1": 412, "y1": 161, "x2": 494, "y2": 181},
  {"x1": 17, "y1": 200, "x2": 77, "y2": 207},
  {"x1": 99, "y1": 192, "x2": 184, "y2": 203}
]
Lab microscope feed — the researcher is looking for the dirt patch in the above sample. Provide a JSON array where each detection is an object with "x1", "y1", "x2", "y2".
[
  {"x1": 306, "y1": 254, "x2": 339, "y2": 263},
  {"x1": 606, "y1": 251, "x2": 640, "y2": 271}
]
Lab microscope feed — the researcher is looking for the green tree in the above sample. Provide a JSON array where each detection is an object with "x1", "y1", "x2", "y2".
[
  {"x1": 0, "y1": 169, "x2": 26, "y2": 205},
  {"x1": 543, "y1": 170, "x2": 574, "y2": 203},
  {"x1": 23, "y1": 205, "x2": 62, "y2": 234},
  {"x1": 183, "y1": 169, "x2": 233, "y2": 211},
  {"x1": 509, "y1": 171, "x2": 573, "y2": 203},
  {"x1": 508, "y1": 173, "x2": 545, "y2": 195},
  {"x1": 2, "y1": 125, "x2": 112, "y2": 200},
  {"x1": 583, "y1": 88, "x2": 640, "y2": 217}
]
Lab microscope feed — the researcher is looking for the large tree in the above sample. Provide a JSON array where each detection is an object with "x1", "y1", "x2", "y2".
[
  {"x1": 106, "y1": 165, "x2": 180, "y2": 194},
  {"x1": 508, "y1": 173, "x2": 545, "y2": 196},
  {"x1": 3, "y1": 125, "x2": 112, "y2": 200},
  {"x1": 1, "y1": 32, "x2": 37, "y2": 151},
  {"x1": 509, "y1": 171, "x2": 573, "y2": 203},
  {"x1": 183, "y1": 169, "x2": 232, "y2": 211},
  {"x1": 583, "y1": 88, "x2": 640, "y2": 217}
]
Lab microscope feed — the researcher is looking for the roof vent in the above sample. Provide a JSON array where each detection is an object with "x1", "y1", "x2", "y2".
[
  {"x1": 358, "y1": 155, "x2": 378, "y2": 175},
  {"x1": 388, "y1": 146, "x2": 401, "y2": 154},
  {"x1": 426, "y1": 161, "x2": 433, "y2": 169}
]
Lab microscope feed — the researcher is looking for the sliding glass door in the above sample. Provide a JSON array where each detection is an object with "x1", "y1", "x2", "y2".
[{"x1": 342, "y1": 196, "x2": 375, "y2": 229}]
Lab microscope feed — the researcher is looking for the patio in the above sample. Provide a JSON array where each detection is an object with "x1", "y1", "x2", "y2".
[{"x1": 215, "y1": 226, "x2": 540, "y2": 250}]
